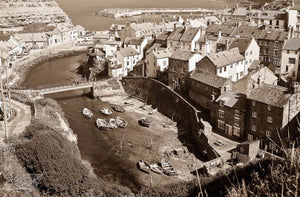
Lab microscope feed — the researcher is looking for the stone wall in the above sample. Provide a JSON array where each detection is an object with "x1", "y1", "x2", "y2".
[{"x1": 122, "y1": 76, "x2": 220, "y2": 161}]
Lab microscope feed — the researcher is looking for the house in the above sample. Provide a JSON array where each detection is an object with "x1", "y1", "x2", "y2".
[
  {"x1": 256, "y1": 29, "x2": 288, "y2": 67},
  {"x1": 46, "y1": 29, "x2": 62, "y2": 46},
  {"x1": 213, "y1": 91, "x2": 247, "y2": 141},
  {"x1": 185, "y1": 18, "x2": 207, "y2": 29},
  {"x1": 288, "y1": 5, "x2": 300, "y2": 37},
  {"x1": 155, "y1": 31, "x2": 171, "y2": 47},
  {"x1": 168, "y1": 51, "x2": 203, "y2": 93},
  {"x1": 230, "y1": 25, "x2": 262, "y2": 39},
  {"x1": 232, "y1": 63, "x2": 278, "y2": 96},
  {"x1": 280, "y1": 38, "x2": 300, "y2": 81},
  {"x1": 93, "y1": 32, "x2": 111, "y2": 43},
  {"x1": 231, "y1": 5, "x2": 248, "y2": 20},
  {"x1": 229, "y1": 37, "x2": 260, "y2": 75},
  {"x1": 118, "y1": 22, "x2": 163, "y2": 41},
  {"x1": 14, "y1": 33, "x2": 47, "y2": 49},
  {"x1": 56, "y1": 24, "x2": 79, "y2": 43},
  {"x1": 103, "y1": 40, "x2": 123, "y2": 59},
  {"x1": 196, "y1": 47, "x2": 246, "y2": 82},
  {"x1": 0, "y1": 38, "x2": 23, "y2": 62},
  {"x1": 146, "y1": 48, "x2": 172, "y2": 78},
  {"x1": 247, "y1": 83, "x2": 300, "y2": 150},
  {"x1": 124, "y1": 37, "x2": 147, "y2": 58},
  {"x1": 189, "y1": 69, "x2": 232, "y2": 109},
  {"x1": 206, "y1": 24, "x2": 236, "y2": 38},
  {"x1": 87, "y1": 44, "x2": 105, "y2": 62},
  {"x1": 167, "y1": 27, "x2": 201, "y2": 52},
  {"x1": 115, "y1": 47, "x2": 141, "y2": 76},
  {"x1": 108, "y1": 59, "x2": 123, "y2": 78},
  {"x1": 248, "y1": 10, "x2": 288, "y2": 30}
]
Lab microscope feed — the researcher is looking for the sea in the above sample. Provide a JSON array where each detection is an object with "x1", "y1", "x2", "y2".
[{"x1": 55, "y1": 0, "x2": 239, "y2": 31}]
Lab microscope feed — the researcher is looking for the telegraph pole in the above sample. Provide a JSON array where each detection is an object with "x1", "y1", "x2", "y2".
[{"x1": 5, "y1": 63, "x2": 12, "y2": 117}]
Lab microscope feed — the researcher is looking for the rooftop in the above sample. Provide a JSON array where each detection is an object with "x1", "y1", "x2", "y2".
[
  {"x1": 206, "y1": 24, "x2": 235, "y2": 35},
  {"x1": 156, "y1": 31, "x2": 171, "y2": 41},
  {"x1": 119, "y1": 47, "x2": 140, "y2": 57},
  {"x1": 170, "y1": 51, "x2": 194, "y2": 61},
  {"x1": 229, "y1": 38, "x2": 252, "y2": 55},
  {"x1": 207, "y1": 47, "x2": 244, "y2": 68},
  {"x1": 168, "y1": 27, "x2": 185, "y2": 41},
  {"x1": 249, "y1": 84, "x2": 290, "y2": 107},
  {"x1": 152, "y1": 48, "x2": 172, "y2": 59},
  {"x1": 258, "y1": 30, "x2": 288, "y2": 41},
  {"x1": 180, "y1": 27, "x2": 200, "y2": 42},
  {"x1": 283, "y1": 38, "x2": 300, "y2": 51},
  {"x1": 190, "y1": 69, "x2": 231, "y2": 88},
  {"x1": 232, "y1": 7, "x2": 248, "y2": 16},
  {"x1": 216, "y1": 91, "x2": 247, "y2": 111},
  {"x1": 230, "y1": 25, "x2": 262, "y2": 39},
  {"x1": 125, "y1": 37, "x2": 145, "y2": 45}
]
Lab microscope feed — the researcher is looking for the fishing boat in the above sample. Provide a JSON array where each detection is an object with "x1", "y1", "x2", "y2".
[
  {"x1": 149, "y1": 108, "x2": 158, "y2": 115},
  {"x1": 82, "y1": 108, "x2": 93, "y2": 118},
  {"x1": 96, "y1": 118, "x2": 109, "y2": 130},
  {"x1": 124, "y1": 100, "x2": 133, "y2": 105},
  {"x1": 101, "y1": 108, "x2": 112, "y2": 116},
  {"x1": 137, "y1": 160, "x2": 151, "y2": 174},
  {"x1": 161, "y1": 158, "x2": 177, "y2": 176},
  {"x1": 108, "y1": 118, "x2": 118, "y2": 129},
  {"x1": 142, "y1": 105, "x2": 152, "y2": 110},
  {"x1": 150, "y1": 164, "x2": 163, "y2": 174},
  {"x1": 112, "y1": 105, "x2": 125, "y2": 113},
  {"x1": 116, "y1": 117, "x2": 128, "y2": 128},
  {"x1": 138, "y1": 117, "x2": 151, "y2": 127}
]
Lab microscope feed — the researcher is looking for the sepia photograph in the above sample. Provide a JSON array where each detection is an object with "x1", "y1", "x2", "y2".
[{"x1": 0, "y1": 0, "x2": 300, "y2": 196}]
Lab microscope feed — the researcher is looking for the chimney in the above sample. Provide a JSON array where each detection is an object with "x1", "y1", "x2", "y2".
[
  {"x1": 291, "y1": 81, "x2": 299, "y2": 94},
  {"x1": 225, "y1": 39, "x2": 229, "y2": 50},
  {"x1": 218, "y1": 31, "x2": 222, "y2": 39},
  {"x1": 174, "y1": 23, "x2": 177, "y2": 30},
  {"x1": 235, "y1": 4, "x2": 239, "y2": 9},
  {"x1": 249, "y1": 5, "x2": 252, "y2": 11}
]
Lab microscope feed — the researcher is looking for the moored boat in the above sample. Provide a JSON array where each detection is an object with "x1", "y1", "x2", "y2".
[
  {"x1": 112, "y1": 105, "x2": 125, "y2": 113},
  {"x1": 142, "y1": 105, "x2": 152, "y2": 110},
  {"x1": 161, "y1": 158, "x2": 177, "y2": 176},
  {"x1": 150, "y1": 164, "x2": 163, "y2": 174},
  {"x1": 82, "y1": 108, "x2": 93, "y2": 118},
  {"x1": 116, "y1": 116, "x2": 128, "y2": 128},
  {"x1": 149, "y1": 108, "x2": 158, "y2": 115},
  {"x1": 101, "y1": 108, "x2": 112, "y2": 116},
  {"x1": 96, "y1": 118, "x2": 109, "y2": 130},
  {"x1": 138, "y1": 117, "x2": 151, "y2": 127},
  {"x1": 137, "y1": 160, "x2": 151, "y2": 174},
  {"x1": 108, "y1": 118, "x2": 118, "y2": 129}
]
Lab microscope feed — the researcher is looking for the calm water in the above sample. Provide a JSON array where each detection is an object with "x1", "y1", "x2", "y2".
[{"x1": 56, "y1": 0, "x2": 236, "y2": 31}]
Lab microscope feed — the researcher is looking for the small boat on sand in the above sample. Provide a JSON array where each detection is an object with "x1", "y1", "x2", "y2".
[
  {"x1": 149, "y1": 108, "x2": 158, "y2": 115},
  {"x1": 101, "y1": 108, "x2": 112, "y2": 116},
  {"x1": 124, "y1": 100, "x2": 133, "y2": 105},
  {"x1": 137, "y1": 160, "x2": 151, "y2": 174},
  {"x1": 138, "y1": 117, "x2": 151, "y2": 127},
  {"x1": 161, "y1": 158, "x2": 177, "y2": 176},
  {"x1": 96, "y1": 118, "x2": 110, "y2": 130},
  {"x1": 142, "y1": 105, "x2": 152, "y2": 110},
  {"x1": 108, "y1": 118, "x2": 118, "y2": 129},
  {"x1": 112, "y1": 105, "x2": 125, "y2": 113},
  {"x1": 150, "y1": 164, "x2": 163, "y2": 174},
  {"x1": 116, "y1": 117, "x2": 128, "y2": 128},
  {"x1": 82, "y1": 108, "x2": 93, "y2": 118}
]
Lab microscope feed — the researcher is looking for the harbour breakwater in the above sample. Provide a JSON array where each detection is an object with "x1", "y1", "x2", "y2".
[{"x1": 122, "y1": 76, "x2": 220, "y2": 161}]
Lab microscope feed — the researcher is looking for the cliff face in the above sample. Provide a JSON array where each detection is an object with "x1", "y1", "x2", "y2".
[{"x1": 0, "y1": 0, "x2": 71, "y2": 31}]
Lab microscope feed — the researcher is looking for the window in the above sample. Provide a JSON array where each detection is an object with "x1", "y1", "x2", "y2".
[
  {"x1": 163, "y1": 61, "x2": 166, "y2": 66},
  {"x1": 218, "y1": 120, "x2": 225, "y2": 130},
  {"x1": 248, "y1": 134, "x2": 253, "y2": 141},
  {"x1": 219, "y1": 110, "x2": 224, "y2": 118},
  {"x1": 287, "y1": 50, "x2": 290, "y2": 54},
  {"x1": 293, "y1": 71, "x2": 296, "y2": 77},
  {"x1": 219, "y1": 101, "x2": 224, "y2": 107},
  {"x1": 252, "y1": 125, "x2": 257, "y2": 132},
  {"x1": 235, "y1": 109, "x2": 240, "y2": 116},
  {"x1": 233, "y1": 127, "x2": 240, "y2": 136},
  {"x1": 269, "y1": 20, "x2": 272, "y2": 25},
  {"x1": 234, "y1": 117, "x2": 239, "y2": 126},
  {"x1": 276, "y1": 20, "x2": 279, "y2": 26},
  {"x1": 224, "y1": 66, "x2": 227, "y2": 72},
  {"x1": 267, "y1": 116, "x2": 273, "y2": 123},
  {"x1": 289, "y1": 58, "x2": 296, "y2": 64},
  {"x1": 286, "y1": 65, "x2": 289, "y2": 72},
  {"x1": 250, "y1": 51, "x2": 252, "y2": 55},
  {"x1": 267, "y1": 105, "x2": 271, "y2": 111},
  {"x1": 252, "y1": 100, "x2": 256, "y2": 106},
  {"x1": 252, "y1": 111, "x2": 257, "y2": 118},
  {"x1": 219, "y1": 68, "x2": 222, "y2": 74},
  {"x1": 266, "y1": 130, "x2": 271, "y2": 137}
]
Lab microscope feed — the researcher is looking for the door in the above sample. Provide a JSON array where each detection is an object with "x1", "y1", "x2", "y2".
[{"x1": 225, "y1": 124, "x2": 232, "y2": 136}]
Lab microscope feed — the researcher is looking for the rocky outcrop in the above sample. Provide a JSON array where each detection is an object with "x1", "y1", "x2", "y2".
[{"x1": 0, "y1": 0, "x2": 71, "y2": 31}]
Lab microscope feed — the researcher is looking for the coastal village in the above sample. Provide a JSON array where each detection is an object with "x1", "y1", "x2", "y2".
[{"x1": 1, "y1": 0, "x2": 300, "y2": 196}]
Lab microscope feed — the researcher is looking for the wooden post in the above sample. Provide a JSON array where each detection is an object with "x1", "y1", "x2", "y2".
[
  {"x1": 5, "y1": 65, "x2": 12, "y2": 117},
  {"x1": 0, "y1": 74, "x2": 8, "y2": 139}
]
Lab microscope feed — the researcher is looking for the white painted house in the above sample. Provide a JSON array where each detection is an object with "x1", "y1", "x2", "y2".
[
  {"x1": 115, "y1": 47, "x2": 141, "y2": 76},
  {"x1": 103, "y1": 41, "x2": 123, "y2": 59},
  {"x1": 196, "y1": 47, "x2": 246, "y2": 82},
  {"x1": 146, "y1": 48, "x2": 172, "y2": 78},
  {"x1": 124, "y1": 37, "x2": 148, "y2": 59}
]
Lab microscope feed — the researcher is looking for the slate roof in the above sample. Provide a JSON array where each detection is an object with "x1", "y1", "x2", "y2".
[
  {"x1": 168, "y1": 27, "x2": 185, "y2": 41},
  {"x1": 146, "y1": 43, "x2": 161, "y2": 54},
  {"x1": 125, "y1": 37, "x2": 145, "y2": 45},
  {"x1": 170, "y1": 51, "x2": 194, "y2": 61},
  {"x1": 248, "y1": 84, "x2": 290, "y2": 107},
  {"x1": 119, "y1": 47, "x2": 139, "y2": 57},
  {"x1": 283, "y1": 38, "x2": 300, "y2": 51},
  {"x1": 180, "y1": 27, "x2": 200, "y2": 42},
  {"x1": 206, "y1": 24, "x2": 235, "y2": 35},
  {"x1": 230, "y1": 25, "x2": 262, "y2": 39},
  {"x1": 229, "y1": 38, "x2": 252, "y2": 55},
  {"x1": 156, "y1": 31, "x2": 171, "y2": 41},
  {"x1": 207, "y1": 48, "x2": 244, "y2": 68},
  {"x1": 216, "y1": 91, "x2": 247, "y2": 111},
  {"x1": 190, "y1": 69, "x2": 231, "y2": 88},
  {"x1": 153, "y1": 48, "x2": 172, "y2": 59},
  {"x1": 15, "y1": 33, "x2": 47, "y2": 42},
  {"x1": 258, "y1": 30, "x2": 288, "y2": 41},
  {"x1": 232, "y1": 7, "x2": 248, "y2": 16}
]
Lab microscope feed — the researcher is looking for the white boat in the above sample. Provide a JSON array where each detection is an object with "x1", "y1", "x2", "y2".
[
  {"x1": 82, "y1": 108, "x2": 93, "y2": 118},
  {"x1": 161, "y1": 158, "x2": 177, "y2": 176},
  {"x1": 142, "y1": 105, "x2": 152, "y2": 110},
  {"x1": 124, "y1": 99, "x2": 133, "y2": 105},
  {"x1": 149, "y1": 108, "x2": 158, "y2": 115},
  {"x1": 150, "y1": 164, "x2": 163, "y2": 174},
  {"x1": 101, "y1": 108, "x2": 112, "y2": 116},
  {"x1": 108, "y1": 118, "x2": 118, "y2": 129},
  {"x1": 96, "y1": 118, "x2": 110, "y2": 130},
  {"x1": 116, "y1": 116, "x2": 128, "y2": 128}
]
